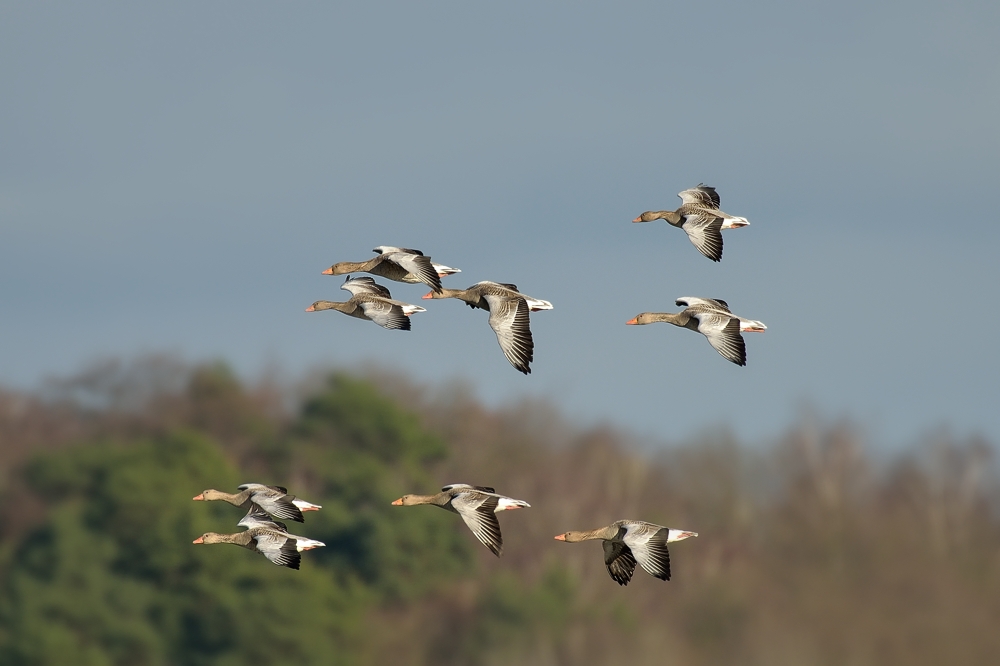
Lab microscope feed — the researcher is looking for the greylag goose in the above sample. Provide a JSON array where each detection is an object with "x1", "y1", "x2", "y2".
[
  {"x1": 391, "y1": 484, "x2": 530, "y2": 556},
  {"x1": 193, "y1": 526, "x2": 325, "y2": 570},
  {"x1": 305, "y1": 284, "x2": 427, "y2": 330},
  {"x1": 554, "y1": 520, "x2": 697, "y2": 585},
  {"x1": 626, "y1": 297, "x2": 766, "y2": 367},
  {"x1": 633, "y1": 184, "x2": 748, "y2": 262},
  {"x1": 422, "y1": 281, "x2": 553, "y2": 374},
  {"x1": 322, "y1": 246, "x2": 460, "y2": 293},
  {"x1": 193, "y1": 484, "x2": 322, "y2": 522}
]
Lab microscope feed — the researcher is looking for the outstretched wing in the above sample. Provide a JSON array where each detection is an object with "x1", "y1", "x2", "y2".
[
  {"x1": 341, "y1": 276, "x2": 393, "y2": 298},
  {"x1": 692, "y1": 312, "x2": 746, "y2": 366},
  {"x1": 622, "y1": 523, "x2": 672, "y2": 581},
  {"x1": 681, "y1": 215, "x2": 725, "y2": 262},
  {"x1": 675, "y1": 296, "x2": 731, "y2": 313},
  {"x1": 442, "y1": 484, "x2": 497, "y2": 494},
  {"x1": 357, "y1": 297, "x2": 412, "y2": 330},
  {"x1": 252, "y1": 531, "x2": 302, "y2": 569},
  {"x1": 238, "y1": 505, "x2": 289, "y2": 532},
  {"x1": 450, "y1": 491, "x2": 504, "y2": 556},
  {"x1": 678, "y1": 184, "x2": 720, "y2": 209},
  {"x1": 483, "y1": 295, "x2": 534, "y2": 375},
  {"x1": 603, "y1": 540, "x2": 638, "y2": 586},
  {"x1": 387, "y1": 252, "x2": 442, "y2": 292}
]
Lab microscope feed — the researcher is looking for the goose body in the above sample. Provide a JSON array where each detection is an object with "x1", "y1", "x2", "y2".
[
  {"x1": 554, "y1": 520, "x2": 697, "y2": 585},
  {"x1": 633, "y1": 184, "x2": 748, "y2": 262},
  {"x1": 192, "y1": 526, "x2": 326, "y2": 569},
  {"x1": 391, "y1": 484, "x2": 531, "y2": 556},
  {"x1": 627, "y1": 297, "x2": 766, "y2": 367},
  {"x1": 193, "y1": 484, "x2": 322, "y2": 523},
  {"x1": 305, "y1": 284, "x2": 426, "y2": 330},
  {"x1": 322, "y1": 246, "x2": 460, "y2": 292},
  {"x1": 422, "y1": 281, "x2": 552, "y2": 374}
]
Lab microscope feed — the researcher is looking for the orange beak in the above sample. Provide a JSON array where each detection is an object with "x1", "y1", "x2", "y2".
[
  {"x1": 625, "y1": 317, "x2": 638, "y2": 325},
  {"x1": 421, "y1": 292, "x2": 434, "y2": 300},
  {"x1": 192, "y1": 494, "x2": 204, "y2": 501},
  {"x1": 305, "y1": 305, "x2": 316, "y2": 312},
  {"x1": 192, "y1": 536, "x2": 204, "y2": 544},
  {"x1": 553, "y1": 534, "x2": 566, "y2": 541},
  {"x1": 321, "y1": 267, "x2": 334, "y2": 275},
  {"x1": 632, "y1": 216, "x2": 643, "y2": 222},
  {"x1": 391, "y1": 498, "x2": 403, "y2": 506}
]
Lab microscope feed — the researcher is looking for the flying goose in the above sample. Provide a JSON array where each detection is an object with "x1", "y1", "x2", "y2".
[
  {"x1": 193, "y1": 484, "x2": 322, "y2": 523},
  {"x1": 554, "y1": 520, "x2": 697, "y2": 585},
  {"x1": 633, "y1": 184, "x2": 749, "y2": 262},
  {"x1": 422, "y1": 281, "x2": 553, "y2": 374},
  {"x1": 193, "y1": 526, "x2": 326, "y2": 570},
  {"x1": 391, "y1": 484, "x2": 531, "y2": 557},
  {"x1": 626, "y1": 297, "x2": 766, "y2": 366},
  {"x1": 322, "y1": 246, "x2": 460, "y2": 293},
  {"x1": 305, "y1": 285, "x2": 427, "y2": 330}
]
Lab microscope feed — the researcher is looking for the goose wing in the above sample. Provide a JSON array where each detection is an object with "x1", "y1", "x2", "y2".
[
  {"x1": 450, "y1": 491, "x2": 504, "y2": 556},
  {"x1": 678, "y1": 184, "x2": 720, "y2": 209},
  {"x1": 483, "y1": 294, "x2": 534, "y2": 375},
  {"x1": 341, "y1": 276, "x2": 393, "y2": 298},
  {"x1": 251, "y1": 529, "x2": 302, "y2": 569},
  {"x1": 621, "y1": 522, "x2": 672, "y2": 581},
  {"x1": 356, "y1": 296, "x2": 412, "y2": 330},
  {"x1": 385, "y1": 251, "x2": 442, "y2": 292},
  {"x1": 238, "y1": 505, "x2": 289, "y2": 532},
  {"x1": 245, "y1": 488, "x2": 305, "y2": 522},
  {"x1": 442, "y1": 484, "x2": 497, "y2": 493},
  {"x1": 691, "y1": 311, "x2": 746, "y2": 366},
  {"x1": 675, "y1": 297, "x2": 731, "y2": 313},
  {"x1": 680, "y1": 215, "x2": 725, "y2": 262},
  {"x1": 603, "y1": 540, "x2": 638, "y2": 586}
]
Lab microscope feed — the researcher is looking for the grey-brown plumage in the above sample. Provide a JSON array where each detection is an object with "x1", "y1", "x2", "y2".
[
  {"x1": 322, "y1": 246, "x2": 444, "y2": 292},
  {"x1": 633, "y1": 184, "x2": 749, "y2": 262},
  {"x1": 193, "y1": 484, "x2": 322, "y2": 522},
  {"x1": 305, "y1": 286, "x2": 426, "y2": 330},
  {"x1": 192, "y1": 526, "x2": 326, "y2": 569},
  {"x1": 554, "y1": 520, "x2": 697, "y2": 586},
  {"x1": 392, "y1": 484, "x2": 531, "y2": 557},
  {"x1": 422, "y1": 281, "x2": 553, "y2": 375},
  {"x1": 627, "y1": 297, "x2": 767, "y2": 367}
]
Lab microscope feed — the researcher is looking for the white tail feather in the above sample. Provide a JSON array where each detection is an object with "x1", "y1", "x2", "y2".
[
  {"x1": 292, "y1": 499, "x2": 323, "y2": 511},
  {"x1": 432, "y1": 263, "x2": 461, "y2": 276},
  {"x1": 293, "y1": 538, "x2": 326, "y2": 551},
  {"x1": 721, "y1": 216, "x2": 749, "y2": 229},
  {"x1": 402, "y1": 304, "x2": 427, "y2": 316},
  {"x1": 739, "y1": 319, "x2": 767, "y2": 332},
  {"x1": 525, "y1": 298, "x2": 553, "y2": 311},
  {"x1": 495, "y1": 497, "x2": 531, "y2": 511}
]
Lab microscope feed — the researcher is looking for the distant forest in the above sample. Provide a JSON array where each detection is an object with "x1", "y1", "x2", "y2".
[{"x1": 1, "y1": 357, "x2": 998, "y2": 665}]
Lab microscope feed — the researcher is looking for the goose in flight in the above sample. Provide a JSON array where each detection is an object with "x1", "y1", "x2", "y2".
[
  {"x1": 422, "y1": 281, "x2": 553, "y2": 374},
  {"x1": 193, "y1": 484, "x2": 322, "y2": 522},
  {"x1": 626, "y1": 297, "x2": 766, "y2": 366},
  {"x1": 322, "y1": 246, "x2": 460, "y2": 293},
  {"x1": 305, "y1": 277, "x2": 427, "y2": 330},
  {"x1": 554, "y1": 520, "x2": 697, "y2": 586},
  {"x1": 192, "y1": 526, "x2": 325, "y2": 569},
  {"x1": 391, "y1": 484, "x2": 530, "y2": 557},
  {"x1": 633, "y1": 184, "x2": 748, "y2": 262}
]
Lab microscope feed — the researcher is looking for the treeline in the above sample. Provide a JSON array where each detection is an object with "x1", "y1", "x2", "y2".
[{"x1": 1, "y1": 357, "x2": 999, "y2": 665}]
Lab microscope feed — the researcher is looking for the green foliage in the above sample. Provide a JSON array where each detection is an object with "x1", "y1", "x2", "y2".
[{"x1": 0, "y1": 372, "x2": 473, "y2": 665}]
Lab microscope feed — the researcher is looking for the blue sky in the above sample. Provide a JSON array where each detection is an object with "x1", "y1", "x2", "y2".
[{"x1": 2, "y1": 1, "x2": 998, "y2": 448}]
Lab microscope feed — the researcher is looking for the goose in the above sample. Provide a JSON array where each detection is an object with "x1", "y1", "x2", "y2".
[
  {"x1": 626, "y1": 297, "x2": 766, "y2": 367},
  {"x1": 305, "y1": 287, "x2": 427, "y2": 330},
  {"x1": 193, "y1": 526, "x2": 326, "y2": 570},
  {"x1": 193, "y1": 484, "x2": 322, "y2": 522},
  {"x1": 422, "y1": 281, "x2": 553, "y2": 374},
  {"x1": 391, "y1": 484, "x2": 530, "y2": 556},
  {"x1": 554, "y1": 520, "x2": 697, "y2": 586},
  {"x1": 633, "y1": 184, "x2": 749, "y2": 262},
  {"x1": 321, "y1": 246, "x2": 460, "y2": 293}
]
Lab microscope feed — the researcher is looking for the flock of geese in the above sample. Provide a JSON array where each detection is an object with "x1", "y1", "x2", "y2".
[
  {"x1": 192, "y1": 482, "x2": 697, "y2": 585},
  {"x1": 305, "y1": 185, "x2": 765, "y2": 371},
  {"x1": 193, "y1": 184, "x2": 763, "y2": 584}
]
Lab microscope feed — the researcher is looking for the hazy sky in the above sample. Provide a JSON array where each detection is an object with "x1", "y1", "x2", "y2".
[{"x1": 3, "y1": 1, "x2": 998, "y2": 448}]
